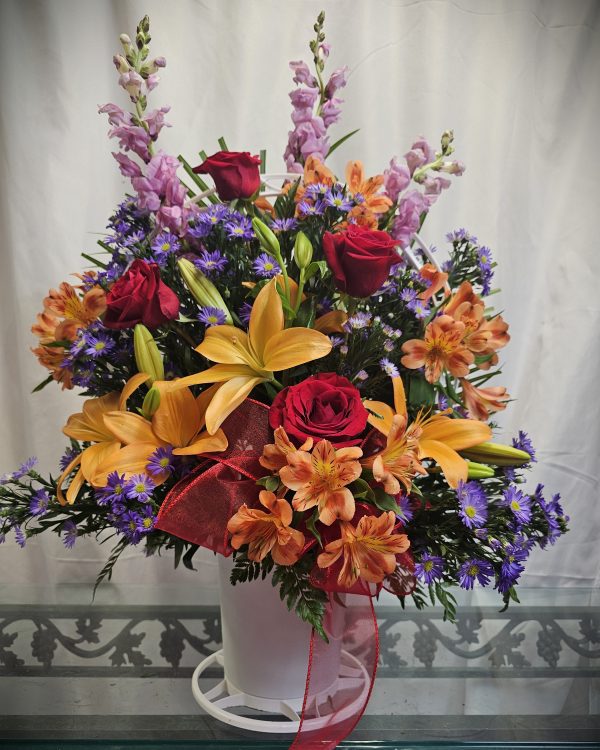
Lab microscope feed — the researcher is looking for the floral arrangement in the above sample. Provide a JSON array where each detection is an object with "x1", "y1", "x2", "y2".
[{"x1": 1, "y1": 14, "x2": 568, "y2": 642}]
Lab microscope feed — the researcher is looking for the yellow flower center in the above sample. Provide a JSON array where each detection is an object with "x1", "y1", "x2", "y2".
[
  {"x1": 465, "y1": 506, "x2": 476, "y2": 518},
  {"x1": 424, "y1": 560, "x2": 434, "y2": 572},
  {"x1": 468, "y1": 564, "x2": 478, "y2": 576}
]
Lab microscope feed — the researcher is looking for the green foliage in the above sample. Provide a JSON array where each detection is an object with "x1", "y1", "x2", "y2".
[
  {"x1": 229, "y1": 551, "x2": 274, "y2": 585},
  {"x1": 271, "y1": 556, "x2": 329, "y2": 641},
  {"x1": 93, "y1": 538, "x2": 129, "y2": 600}
]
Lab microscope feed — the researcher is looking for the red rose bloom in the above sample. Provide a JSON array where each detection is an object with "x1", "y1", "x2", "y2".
[
  {"x1": 103, "y1": 259, "x2": 180, "y2": 330},
  {"x1": 322, "y1": 225, "x2": 399, "y2": 298},
  {"x1": 192, "y1": 150, "x2": 261, "y2": 201},
  {"x1": 269, "y1": 373, "x2": 369, "y2": 448}
]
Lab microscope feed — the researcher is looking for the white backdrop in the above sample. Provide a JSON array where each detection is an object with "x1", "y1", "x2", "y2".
[{"x1": 1, "y1": 0, "x2": 599, "y2": 596}]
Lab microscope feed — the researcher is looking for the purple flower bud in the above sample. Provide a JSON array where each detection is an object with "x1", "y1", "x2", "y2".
[
  {"x1": 289, "y1": 60, "x2": 317, "y2": 86},
  {"x1": 404, "y1": 137, "x2": 435, "y2": 175}
]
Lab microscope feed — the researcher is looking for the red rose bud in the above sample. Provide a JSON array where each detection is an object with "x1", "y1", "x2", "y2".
[
  {"x1": 322, "y1": 225, "x2": 399, "y2": 298},
  {"x1": 192, "y1": 150, "x2": 261, "y2": 201},
  {"x1": 269, "y1": 373, "x2": 369, "y2": 448},
  {"x1": 103, "y1": 259, "x2": 179, "y2": 330}
]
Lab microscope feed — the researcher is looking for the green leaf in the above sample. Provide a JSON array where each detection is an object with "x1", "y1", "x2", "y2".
[
  {"x1": 305, "y1": 509, "x2": 322, "y2": 547},
  {"x1": 259, "y1": 149, "x2": 266, "y2": 174},
  {"x1": 408, "y1": 376, "x2": 435, "y2": 407},
  {"x1": 294, "y1": 297, "x2": 316, "y2": 328},
  {"x1": 82, "y1": 252, "x2": 109, "y2": 269},
  {"x1": 92, "y1": 539, "x2": 129, "y2": 601},
  {"x1": 304, "y1": 260, "x2": 329, "y2": 282},
  {"x1": 182, "y1": 544, "x2": 199, "y2": 571},
  {"x1": 178, "y1": 154, "x2": 219, "y2": 204},
  {"x1": 217, "y1": 136, "x2": 229, "y2": 151},
  {"x1": 326, "y1": 128, "x2": 360, "y2": 158},
  {"x1": 32, "y1": 375, "x2": 54, "y2": 394},
  {"x1": 349, "y1": 478, "x2": 374, "y2": 500},
  {"x1": 371, "y1": 487, "x2": 400, "y2": 513}
]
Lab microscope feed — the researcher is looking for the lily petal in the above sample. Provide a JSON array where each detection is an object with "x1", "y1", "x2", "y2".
[
  {"x1": 119, "y1": 372, "x2": 151, "y2": 410},
  {"x1": 418, "y1": 438, "x2": 468, "y2": 488},
  {"x1": 173, "y1": 428, "x2": 228, "y2": 455},
  {"x1": 103, "y1": 411, "x2": 158, "y2": 446},
  {"x1": 205, "y1": 375, "x2": 266, "y2": 434},
  {"x1": 92, "y1": 442, "x2": 160, "y2": 487},
  {"x1": 421, "y1": 417, "x2": 492, "y2": 449},
  {"x1": 262, "y1": 328, "x2": 332, "y2": 372},
  {"x1": 171, "y1": 363, "x2": 261, "y2": 390},
  {"x1": 196, "y1": 326, "x2": 257, "y2": 367},
  {"x1": 392, "y1": 377, "x2": 407, "y2": 417},
  {"x1": 249, "y1": 280, "x2": 284, "y2": 362},
  {"x1": 364, "y1": 400, "x2": 396, "y2": 435},
  {"x1": 56, "y1": 453, "x2": 82, "y2": 506},
  {"x1": 151, "y1": 384, "x2": 200, "y2": 447},
  {"x1": 81, "y1": 441, "x2": 121, "y2": 484}
]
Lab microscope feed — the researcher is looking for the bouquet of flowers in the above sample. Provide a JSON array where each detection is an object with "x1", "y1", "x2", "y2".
[{"x1": 1, "y1": 13, "x2": 568, "y2": 644}]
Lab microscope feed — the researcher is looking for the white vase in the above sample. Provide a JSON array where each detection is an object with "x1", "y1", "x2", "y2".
[{"x1": 217, "y1": 554, "x2": 341, "y2": 700}]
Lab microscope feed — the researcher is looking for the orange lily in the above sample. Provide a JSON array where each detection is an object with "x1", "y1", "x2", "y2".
[
  {"x1": 460, "y1": 378, "x2": 510, "y2": 421},
  {"x1": 317, "y1": 511, "x2": 410, "y2": 589},
  {"x1": 401, "y1": 315, "x2": 474, "y2": 384},
  {"x1": 279, "y1": 439, "x2": 363, "y2": 525},
  {"x1": 171, "y1": 279, "x2": 332, "y2": 434},
  {"x1": 98, "y1": 380, "x2": 227, "y2": 486},
  {"x1": 227, "y1": 490, "x2": 305, "y2": 565},
  {"x1": 363, "y1": 377, "x2": 492, "y2": 489},
  {"x1": 56, "y1": 374, "x2": 149, "y2": 505}
]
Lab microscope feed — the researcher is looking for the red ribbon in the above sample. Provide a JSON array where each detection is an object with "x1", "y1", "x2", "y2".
[{"x1": 155, "y1": 398, "x2": 413, "y2": 749}]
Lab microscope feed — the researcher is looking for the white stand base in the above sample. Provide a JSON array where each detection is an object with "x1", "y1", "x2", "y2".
[{"x1": 191, "y1": 648, "x2": 370, "y2": 733}]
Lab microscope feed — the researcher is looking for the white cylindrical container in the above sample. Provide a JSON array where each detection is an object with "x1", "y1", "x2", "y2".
[{"x1": 218, "y1": 555, "x2": 341, "y2": 701}]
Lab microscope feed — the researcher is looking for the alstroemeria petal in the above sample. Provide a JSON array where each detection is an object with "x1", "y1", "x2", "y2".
[
  {"x1": 418, "y1": 438, "x2": 468, "y2": 488},
  {"x1": 249, "y1": 279, "x2": 284, "y2": 362},
  {"x1": 205, "y1": 375, "x2": 266, "y2": 434},
  {"x1": 262, "y1": 328, "x2": 332, "y2": 372},
  {"x1": 421, "y1": 417, "x2": 492, "y2": 449},
  {"x1": 103, "y1": 412, "x2": 158, "y2": 446}
]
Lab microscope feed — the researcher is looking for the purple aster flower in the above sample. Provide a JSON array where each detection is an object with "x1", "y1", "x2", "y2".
[
  {"x1": 238, "y1": 302, "x2": 253, "y2": 326},
  {"x1": 340, "y1": 344, "x2": 349, "y2": 356},
  {"x1": 224, "y1": 217, "x2": 254, "y2": 240},
  {"x1": 329, "y1": 335, "x2": 345, "y2": 348},
  {"x1": 72, "y1": 367, "x2": 94, "y2": 388},
  {"x1": 383, "y1": 339, "x2": 395, "y2": 353},
  {"x1": 83, "y1": 332, "x2": 115, "y2": 359},
  {"x1": 253, "y1": 253, "x2": 281, "y2": 279},
  {"x1": 501, "y1": 542, "x2": 529, "y2": 580},
  {"x1": 29, "y1": 489, "x2": 50, "y2": 517},
  {"x1": 456, "y1": 480, "x2": 488, "y2": 529},
  {"x1": 355, "y1": 370, "x2": 369, "y2": 382},
  {"x1": 119, "y1": 511, "x2": 142, "y2": 545},
  {"x1": 97, "y1": 471, "x2": 128, "y2": 506},
  {"x1": 298, "y1": 199, "x2": 325, "y2": 217},
  {"x1": 304, "y1": 183, "x2": 329, "y2": 199},
  {"x1": 512, "y1": 430, "x2": 536, "y2": 463},
  {"x1": 437, "y1": 393, "x2": 449, "y2": 411},
  {"x1": 407, "y1": 297, "x2": 430, "y2": 320},
  {"x1": 59, "y1": 447, "x2": 79, "y2": 472},
  {"x1": 458, "y1": 558, "x2": 494, "y2": 589},
  {"x1": 150, "y1": 231, "x2": 180, "y2": 265},
  {"x1": 194, "y1": 249, "x2": 228, "y2": 276},
  {"x1": 401, "y1": 288, "x2": 417, "y2": 305},
  {"x1": 344, "y1": 312, "x2": 372, "y2": 331},
  {"x1": 14, "y1": 525, "x2": 26, "y2": 548},
  {"x1": 396, "y1": 494, "x2": 414, "y2": 523},
  {"x1": 125, "y1": 474, "x2": 155, "y2": 503},
  {"x1": 62, "y1": 520, "x2": 78, "y2": 549},
  {"x1": 271, "y1": 218, "x2": 298, "y2": 232},
  {"x1": 415, "y1": 553, "x2": 444, "y2": 584},
  {"x1": 324, "y1": 190, "x2": 353, "y2": 212},
  {"x1": 380, "y1": 358, "x2": 400, "y2": 377},
  {"x1": 446, "y1": 228, "x2": 477, "y2": 244},
  {"x1": 146, "y1": 446, "x2": 174, "y2": 476},
  {"x1": 474, "y1": 528, "x2": 488, "y2": 540},
  {"x1": 503, "y1": 486, "x2": 532, "y2": 525},
  {"x1": 14, "y1": 457, "x2": 38, "y2": 480},
  {"x1": 503, "y1": 467, "x2": 516, "y2": 483},
  {"x1": 135, "y1": 505, "x2": 157, "y2": 534},
  {"x1": 198, "y1": 306, "x2": 227, "y2": 327}
]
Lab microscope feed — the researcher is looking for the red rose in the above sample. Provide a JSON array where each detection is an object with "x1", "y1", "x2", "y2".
[
  {"x1": 269, "y1": 373, "x2": 369, "y2": 448},
  {"x1": 192, "y1": 150, "x2": 261, "y2": 201},
  {"x1": 103, "y1": 259, "x2": 179, "y2": 330},
  {"x1": 322, "y1": 225, "x2": 399, "y2": 298}
]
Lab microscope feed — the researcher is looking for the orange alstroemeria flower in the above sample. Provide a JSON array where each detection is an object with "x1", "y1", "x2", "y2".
[
  {"x1": 43, "y1": 282, "x2": 107, "y2": 341},
  {"x1": 227, "y1": 490, "x2": 305, "y2": 565},
  {"x1": 171, "y1": 279, "x2": 332, "y2": 434},
  {"x1": 444, "y1": 281, "x2": 510, "y2": 368},
  {"x1": 55, "y1": 374, "x2": 148, "y2": 504},
  {"x1": 418, "y1": 263, "x2": 450, "y2": 303},
  {"x1": 364, "y1": 377, "x2": 492, "y2": 489},
  {"x1": 317, "y1": 511, "x2": 410, "y2": 589},
  {"x1": 460, "y1": 378, "x2": 511, "y2": 421},
  {"x1": 401, "y1": 315, "x2": 474, "y2": 384},
  {"x1": 259, "y1": 426, "x2": 313, "y2": 473},
  {"x1": 279, "y1": 440, "x2": 363, "y2": 525}
]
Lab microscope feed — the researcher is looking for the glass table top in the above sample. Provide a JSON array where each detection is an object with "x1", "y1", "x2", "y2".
[{"x1": 0, "y1": 582, "x2": 598, "y2": 747}]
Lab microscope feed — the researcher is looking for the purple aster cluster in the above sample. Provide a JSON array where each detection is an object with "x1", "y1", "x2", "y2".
[
  {"x1": 283, "y1": 15, "x2": 348, "y2": 173},
  {"x1": 456, "y1": 481, "x2": 488, "y2": 529},
  {"x1": 0, "y1": 457, "x2": 38, "y2": 485},
  {"x1": 512, "y1": 431, "x2": 536, "y2": 463},
  {"x1": 59, "y1": 447, "x2": 79, "y2": 472},
  {"x1": 400, "y1": 287, "x2": 430, "y2": 320},
  {"x1": 533, "y1": 484, "x2": 567, "y2": 548},
  {"x1": 271, "y1": 218, "x2": 298, "y2": 232},
  {"x1": 415, "y1": 552, "x2": 444, "y2": 584},
  {"x1": 458, "y1": 558, "x2": 494, "y2": 589},
  {"x1": 476, "y1": 246, "x2": 494, "y2": 295},
  {"x1": 188, "y1": 204, "x2": 230, "y2": 238},
  {"x1": 224, "y1": 216, "x2": 254, "y2": 240},
  {"x1": 496, "y1": 540, "x2": 529, "y2": 593},
  {"x1": 62, "y1": 520, "x2": 78, "y2": 549},
  {"x1": 29, "y1": 489, "x2": 50, "y2": 517},
  {"x1": 96, "y1": 471, "x2": 158, "y2": 545},
  {"x1": 238, "y1": 302, "x2": 253, "y2": 327}
]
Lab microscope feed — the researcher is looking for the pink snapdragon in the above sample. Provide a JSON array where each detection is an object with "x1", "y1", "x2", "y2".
[
  {"x1": 390, "y1": 190, "x2": 428, "y2": 248},
  {"x1": 384, "y1": 157, "x2": 411, "y2": 202}
]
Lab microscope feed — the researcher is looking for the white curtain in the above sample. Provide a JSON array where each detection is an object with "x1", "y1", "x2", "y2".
[{"x1": 1, "y1": 0, "x2": 598, "y2": 598}]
